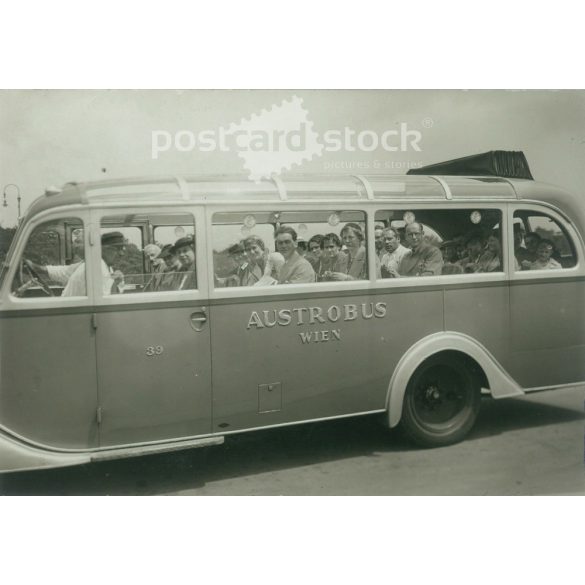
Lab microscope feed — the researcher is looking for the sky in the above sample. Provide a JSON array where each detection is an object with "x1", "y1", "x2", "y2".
[{"x1": 1, "y1": 89, "x2": 584, "y2": 227}]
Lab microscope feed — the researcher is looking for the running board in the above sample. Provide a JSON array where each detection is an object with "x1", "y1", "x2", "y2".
[{"x1": 91, "y1": 436, "x2": 224, "y2": 462}]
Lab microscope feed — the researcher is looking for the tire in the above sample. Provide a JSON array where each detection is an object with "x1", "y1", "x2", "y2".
[{"x1": 401, "y1": 354, "x2": 481, "y2": 447}]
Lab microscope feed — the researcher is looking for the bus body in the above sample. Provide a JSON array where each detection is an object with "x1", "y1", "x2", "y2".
[{"x1": 0, "y1": 169, "x2": 584, "y2": 473}]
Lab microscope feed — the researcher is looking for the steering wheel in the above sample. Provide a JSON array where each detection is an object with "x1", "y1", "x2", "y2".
[{"x1": 18, "y1": 260, "x2": 55, "y2": 297}]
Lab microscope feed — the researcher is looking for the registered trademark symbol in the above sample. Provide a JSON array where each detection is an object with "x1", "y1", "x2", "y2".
[{"x1": 422, "y1": 117, "x2": 434, "y2": 128}]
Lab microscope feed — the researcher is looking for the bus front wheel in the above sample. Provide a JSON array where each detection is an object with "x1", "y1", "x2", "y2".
[{"x1": 401, "y1": 354, "x2": 481, "y2": 447}]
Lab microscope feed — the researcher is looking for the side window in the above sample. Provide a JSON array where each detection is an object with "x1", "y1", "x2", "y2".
[
  {"x1": 99, "y1": 214, "x2": 197, "y2": 296},
  {"x1": 513, "y1": 210, "x2": 577, "y2": 271},
  {"x1": 212, "y1": 210, "x2": 369, "y2": 287},
  {"x1": 11, "y1": 217, "x2": 87, "y2": 299},
  {"x1": 375, "y1": 208, "x2": 503, "y2": 278}
]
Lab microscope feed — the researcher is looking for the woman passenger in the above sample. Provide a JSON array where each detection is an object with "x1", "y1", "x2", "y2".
[
  {"x1": 240, "y1": 235, "x2": 268, "y2": 286},
  {"x1": 320, "y1": 233, "x2": 348, "y2": 280},
  {"x1": 327, "y1": 224, "x2": 373, "y2": 281},
  {"x1": 306, "y1": 235, "x2": 325, "y2": 275}
]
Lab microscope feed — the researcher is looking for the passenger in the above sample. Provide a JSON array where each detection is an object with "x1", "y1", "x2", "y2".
[
  {"x1": 380, "y1": 227, "x2": 410, "y2": 278},
  {"x1": 144, "y1": 243, "x2": 172, "y2": 292},
  {"x1": 327, "y1": 223, "x2": 368, "y2": 281},
  {"x1": 168, "y1": 235, "x2": 197, "y2": 290},
  {"x1": 524, "y1": 232, "x2": 542, "y2": 261},
  {"x1": 439, "y1": 240, "x2": 464, "y2": 275},
  {"x1": 254, "y1": 252, "x2": 286, "y2": 286},
  {"x1": 453, "y1": 235, "x2": 467, "y2": 263},
  {"x1": 157, "y1": 245, "x2": 183, "y2": 291},
  {"x1": 227, "y1": 242, "x2": 248, "y2": 286},
  {"x1": 215, "y1": 243, "x2": 248, "y2": 288},
  {"x1": 229, "y1": 242, "x2": 248, "y2": 272},
  {"x1": 274, "y1": 226, "x2": 316, "y2": 284},
  {"x1": 478, "y1": 233, "x2": 502, "y2": 272},
  {"x1": 24, "y1": 231, "x2": 126, "y2": 296},
  {"x1": 144, "y1": 244, "x2": 164, "y2": 271},
  {"x1": 320, "y1": 233, "x2": 348, "y2": 280},
  {"x1": 514, "y1": 224, "x2": 532, "y2": 265},
  {"x1": 307, "y1": 235, "x2": 325, "y2": 276},
  {"x1": 374, "y1": 225, "x2": 386, "y2": 261},
  {"x1": 398, "y1": 222, "x2": 443, "y2": 277},
  {"x1": 144, "y1": 243, "x2": 165, "y2": 276},
  {"x1": 342, "y1": 222, "x2": 364, "y2": 241},
  {"x1": 240, "y1": 235, "x2": 267, "y2": 286},
  {"x1": 459, "y1": 233, "x2": 485, "y2": 273},
  {"x1": 524, "y1": 239, "x2": 561, "y2": 270},
  {"x1": 296, "y1": 237, "x2": 308, "y2": 257}
]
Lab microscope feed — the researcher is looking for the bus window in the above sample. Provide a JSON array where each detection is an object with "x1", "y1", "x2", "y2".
[
  {"x1": 99, "y1": 214, "x2": 197, "y2": 294},
  {"x1": 375, "y1": 208, "x2": 503, "y2": 278},
  {"x1": 11, "y1": 217, "x2": 86, "y2": 298},
  {"x1": 212, "y1": 210, "x2": 369, "y2": 286},
  {"x1": 513, "y1": 210, "x2": 577, "y2": 270}
]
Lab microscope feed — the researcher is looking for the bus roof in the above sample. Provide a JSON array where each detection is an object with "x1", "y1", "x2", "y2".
[{"x1": 22, "y1": 173, "x2": 582, "y2": 232}]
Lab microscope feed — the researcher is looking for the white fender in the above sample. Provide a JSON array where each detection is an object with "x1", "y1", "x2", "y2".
[{"x1": 386, "y1": 331, "x2": 524, "y2": 428}]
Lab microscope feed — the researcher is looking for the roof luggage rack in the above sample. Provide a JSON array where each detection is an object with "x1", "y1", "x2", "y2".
[{"x1": 407, "y1": 150, "x2": 534, "y2": 180}]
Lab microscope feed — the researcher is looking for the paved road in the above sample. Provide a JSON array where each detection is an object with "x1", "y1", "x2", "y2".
[{"x1": 1, "y1": 386, "x2": 583, "y2": 495}]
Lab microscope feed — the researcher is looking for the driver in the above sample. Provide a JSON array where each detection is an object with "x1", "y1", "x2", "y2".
[{"x1": 24, "y1": 232, "x2": 126, "y2": 297}]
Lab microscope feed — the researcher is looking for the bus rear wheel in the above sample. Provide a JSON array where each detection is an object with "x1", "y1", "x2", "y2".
[{"x1": 401, "y1": 354, "x2": 481, "y2": 447}]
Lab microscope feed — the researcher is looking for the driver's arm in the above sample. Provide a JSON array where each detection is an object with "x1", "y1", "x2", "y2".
[
  {"x1": 27, "y1": 260, "x2": 79, "y2": 286},
  {"x1": 24, "y1": 259, "x2": 49, "y2": 277}
]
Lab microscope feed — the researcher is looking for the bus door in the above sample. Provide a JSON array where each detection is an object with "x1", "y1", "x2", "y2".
[
  {"x1": 1, "y1": 212, "x2": 99, "y2": 449},
  {"x1": 90, "y1": 209, "x2": 212, "y2": 447}
]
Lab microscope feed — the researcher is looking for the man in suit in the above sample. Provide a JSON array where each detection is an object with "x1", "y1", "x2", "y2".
[{"x1": 398, "y1": 222, "x2": 443, "y2": 277}]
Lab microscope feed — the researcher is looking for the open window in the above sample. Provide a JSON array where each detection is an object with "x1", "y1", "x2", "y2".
[
  {"x1": 99, "y1": 213, "x2": 197, "y2": 296},
  {"x1": 11, "y1": 217, "x2": 87, "y2": 299},
  {"x1": 513, "y1": 209, "x2": 577, "y2": 271},
  {"x1": 375, "y1": 208, "x2": 503, "y2": 278},
  {"x1": 212, "y1": 210, "x2": 369, "y2": 287}
]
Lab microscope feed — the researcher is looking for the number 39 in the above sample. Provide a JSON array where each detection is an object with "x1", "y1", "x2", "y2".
[{"x1": 146, "y1": 345, "x2": 164, "y2": 356}]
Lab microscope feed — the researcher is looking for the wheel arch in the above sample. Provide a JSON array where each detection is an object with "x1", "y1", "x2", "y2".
[{"x1": 386, "y1": 331, "x2": 524, "y2": 428}]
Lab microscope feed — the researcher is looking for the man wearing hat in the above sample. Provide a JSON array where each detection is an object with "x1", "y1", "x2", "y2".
[
  {"x1": 215, "y1": 242, "x2": 248, "y2": 287},
  {"x1": 439, "y1": 240, "x2": 464, "y2": 275},
  {"x1": 25, "y1": 231, "x2": 126, "y2": 297}
]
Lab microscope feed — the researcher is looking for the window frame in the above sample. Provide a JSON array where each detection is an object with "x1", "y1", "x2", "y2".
[
  {"x1": 207, "y1": 202, "x2": 511, "y2": 299},
  {"x1": 372, "y1": 202, "x2": 509, "y2": 289},
  {"x1": 207, "y1": 204, "x2": 374, "y2": 300},
  {"x1": 89, "y1": 206, "x2": 208, "y2": 306},
  {"x1": 509, "y1": 203, "x2": 584, "y2": 280},
  {"x1": 3, "y1": 208, "x2": 92, "y2": 309}
]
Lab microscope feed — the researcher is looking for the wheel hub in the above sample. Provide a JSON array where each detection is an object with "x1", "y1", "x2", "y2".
[
  {"x1": 412, "y1": 366, "x2": 470, "y2": 425},
  {"x1": 425, "y1": 385, "x2": 441, "y2": 401}
]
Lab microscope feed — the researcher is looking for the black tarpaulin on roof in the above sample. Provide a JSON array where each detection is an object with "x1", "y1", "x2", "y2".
[{"x1": 407, "y1": 150, "x2": 534, "y2": 180}]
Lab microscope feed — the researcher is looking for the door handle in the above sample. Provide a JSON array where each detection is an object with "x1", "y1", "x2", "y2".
[{"x1": 190, "y1": 309, "x2": 207, "y2": 332}]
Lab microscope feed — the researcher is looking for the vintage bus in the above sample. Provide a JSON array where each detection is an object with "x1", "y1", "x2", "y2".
[{"x1": 1, "y1": 152, "x2": 584, "y2": 473}]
